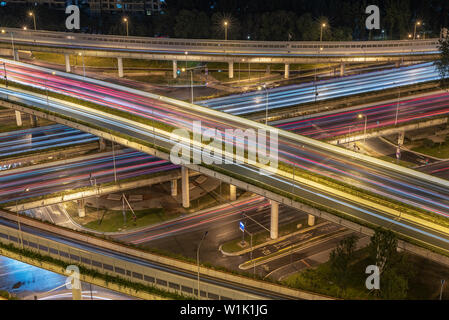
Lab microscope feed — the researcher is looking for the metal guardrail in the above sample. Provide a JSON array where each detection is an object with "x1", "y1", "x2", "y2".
[{"x1": 0, "y1": 28, "x2": 440, "y2": 56}]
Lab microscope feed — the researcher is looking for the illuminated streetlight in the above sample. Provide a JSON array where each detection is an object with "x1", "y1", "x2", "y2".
[
  {"x1": 224, "y1": 20, "x2": 229, "y2": 41},
  {"x1": 78, "y1": 52, "x2": 86, "y2": 77},
  {"x1": 28, "y1": 12, "x2": 36, "y2": 31},
  {"x1": 22, "y1": 26, "x2": 27, "y2": 31},
  {"x1": 358, "y1": 114, "x2": 368, "y2": 144},
  {"x1": 414, "y1": 21, "x2": 421, "y2": 40},
  {"x1": 123, "y1": 17, "x2": 129, "y2": 37},
  {"x1": 320, "y1": 23, "x2": 327, "y2": 42}
]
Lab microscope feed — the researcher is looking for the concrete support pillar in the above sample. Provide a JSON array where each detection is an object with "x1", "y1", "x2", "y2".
[
  {"x1": 340, "y1": 63, "x2": 345, "y2": 77},
  {"x1": 65, "y1": 54, "x2": 71, "y2": 73},
  {"x1": 398, "y1": 131, "x2": 405, "y2": 146},
  {"x1": 270, "y1": 200, "x2": 279, "y2": 240},
  {"x1": 171, "y1": 179, "x2": 178, "y2": 197},
  {"x1": 29, "y1": 114, "x2": 38, "y2": 127},
  {"x1": 229, "y1": 184, "x2": 236, "y2": 201},
  {"x1": 181, "y1": 167, "x2": 190, "y2": 208},
  {"x1": 308, "y1": 214, "x2": 316, "y2": 226},
  {"x1": 13, "y1": 50, "x2": 19, "y2": 61},
  {"x1": 265, "y1": 65, "x2": 270, "y2": 75},
  {"x1": 395, "y1": 61, "x2": 401, "y2": 68},
  {"x1": 99, "y1": 138, "x2": 106, "y2": 151},
  {"x1": 117, "y1": 57, "x2": 124, "y2": 78},
  {"x1": 228, "y1": 61, "x2": 234, "y2": 79},
  {"x1": 284, "y1": 64, "x2": 290, "y2": 79},
  {"x1": 72, "y1": 287, "x2": 82, "y2": 300},
  {"x1": 77, "y1": 199, "x2": 86, "y2": 218},
  {"x1": 15, "y1": 111, "x2": 22, "y2": 127},
  {"x1": 173, "y1": 60, "x2": 178, "y2": 79}
]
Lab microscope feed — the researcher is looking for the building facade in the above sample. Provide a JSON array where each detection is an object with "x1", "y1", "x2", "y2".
[{"x1": 4, "y1": 1, "x2": 162, "y2": 14}]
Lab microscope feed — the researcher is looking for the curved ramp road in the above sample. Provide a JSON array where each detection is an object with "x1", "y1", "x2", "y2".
[
  {"x1": 199, "y1": 63, "x2": 440, "y2": 115},
  {"x1": 1, "y1": 60, "x2": 449, "y2": 253},
  {"x1": 0, "y1": 149, "x2": 178, "y2": 204},
  {"x1": 0, "y1": 124, "x2": 98, "y2": 160}
]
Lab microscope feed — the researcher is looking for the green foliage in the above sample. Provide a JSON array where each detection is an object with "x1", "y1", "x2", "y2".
[
  {"x1": 329, "y1": 235, "x2": 358, "y2": 289},
  {"x1": 435, "y1": 36, "x2": 449, "y2": 87},
  {"x1": 368, "y1": 228, "x2": 414, "y2": 299}
]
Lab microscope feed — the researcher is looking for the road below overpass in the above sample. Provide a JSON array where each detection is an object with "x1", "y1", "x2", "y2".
[
  {"x1": 0, "y1": 124, "x2": 98, "y2": 160},
  {"x1": 0, "y1": 149, "x2": 178, "y2": 205},
  {"x1": 2, "y1": 59, "x2": 449, "y2": 255},
  {"x1": 199, "y1": 62, "x2": 441, "y2": 115}
]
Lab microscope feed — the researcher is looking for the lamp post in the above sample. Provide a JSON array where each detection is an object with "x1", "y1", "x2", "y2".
[
  {"x1": 413, "y1": 21, "x2": 421, "y2": 40},
  {"x1": 29, "y1": 12, "x2": 36, "y2": 31},
  {"x1": 224, "y1": 21, "x2": 229, "y2": 41},
  {"x1": 45, "y1": 71, "x2": 56, "y2": 105},
  {"x1": 320, "y1": 23, "x2": 327, "y2": 45},
  {"x1": 258, "y1": 84, "x2": 269, "y2": 125},
  {"x1": 358, "y1": 114, "x2": 368, "y2": 144},
  {"x1": 123, "y1": 18, "x2": 129, "y2": 37},
  {"x1": 181, "y1": 67, "x2": 194, "y2": 104},
  {"x1": 78, "y1": 52, "x2": 86, "y2": 77},
  {"x1": 197, "y1": 231, "x2": 208, "y2": 299}
]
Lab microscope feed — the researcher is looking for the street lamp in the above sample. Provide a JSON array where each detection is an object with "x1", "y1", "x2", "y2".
[
  {"x1": 358, "y1": 114, "x2": 368, "y2": 144},
  {"x1": 22, "y1": 26, "x2": 27, "y2": 31},
  {"x1": 123, "y1": 18, "x2": 129, "y2": 37},
  {"x1": 181, "y1": 67, "x2": 194, "y2": 104},
  {"x1": 408, "y1": 33, "x2": 412, "y2": 39},
  {"x1": 320, "y1": 23, "x2": 327, "y2": 44},
  {"x1": 197, "y1": 231, "x2": 208, "y2": 299},
  {"x1": 45, "y1": 71, "x2": 56, "y2": 105},
  {"x1": 413, "y1": 21, "x2": 421, "y2": 40},
  {"x1": 78, "y1": 52, "x2": 86, "y2": 77},
  {"x1": 28, "y1": 12, "x2": 36, "y2": 31},
  {"x1": 224, "y1": 20, "x2": 229, "y2": 41},
  {"x1": 258, "y1": 84, "x2": 269, "y2": 125}
]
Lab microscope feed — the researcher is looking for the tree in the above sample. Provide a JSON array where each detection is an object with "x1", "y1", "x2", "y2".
[
  {"x1": 435, "y1": 36, "x2": 449, "y2": 87},
  {"x1": 368, "y1": 228, "x2": 413, "y2": 299},
  {"x1": 329, "y1": 235, "x2": 358, "y2": 289}
]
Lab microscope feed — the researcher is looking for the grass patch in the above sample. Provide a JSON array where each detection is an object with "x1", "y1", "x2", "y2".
[
  {"x1": 78, "y1": 207, "x2": 168, "y2": 233},
  {"x1": 282, "y1": 247, "x2": 374, "y2": 299},
  {"x1": 378, "y1": 155, "x2": 416, "y2": 168},
  {"x1": 412, "y1": 141, "x2": 449, "y2": 159},
  {"x1": 32, "y1": 52, "x2": 174, "y2": 69}
]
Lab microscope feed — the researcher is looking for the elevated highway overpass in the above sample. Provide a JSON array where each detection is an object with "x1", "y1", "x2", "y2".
[
  {"x1": 0, "y1": 28, "x2": 440, "y2": 79},
  {"x1": 1, "y1": 59, "x2": 449, "y2": 260}
]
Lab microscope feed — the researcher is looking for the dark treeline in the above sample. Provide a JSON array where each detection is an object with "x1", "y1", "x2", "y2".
[{"x1": 0, "y1": 0, "x2": 448, "y2": 41}]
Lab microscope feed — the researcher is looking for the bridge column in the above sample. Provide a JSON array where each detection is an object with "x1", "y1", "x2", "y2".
[
  {"x1": 77, "y1": 199, "x2": 86, "y2": 218},
  {"x1": 308, "y1": 214, "x2": 316, "y2": 226},
  {"x1": 181, "y1": 167, "x2": 190, "y2": 208},
  {"x1": 29, "y1": 114, "x2": 38, "y2": 127},
  {"x1": 228, "y1": 62, "x2": 234, "y2": 79},
  {"x1": 13, "y1": 50, "x2": 19, "y2": 61},
  {"x1": 72, "y1": 287, "x2": 82, "y2": 300},
  {"x1": 65, "y1": 54, "x2": 71, "y2": 73},
  {"x1": 229, "y1": 184, "x2": 236, "y2": 201},
  {"x1": 173, "y1": 60, "x2": 178, "y2": 79},
  {"x1": 398, "y1": 131, "x2": 405, "y2": 146},
  {"x1": 15, "y1": 111, "x2": 22, "y2": 126},
  {"x1": 284, "y1": 64, "x2": 290, "y2": 79},
  {"x1": 99, "y1": 138, "x2": 106, "y2": 151},
  {"x1": 117, "y1": 57, "x2": 124, "y2": 78},
  {"x1": 340, "y1": 63, "x2": 345, "y2": 76},
  {"x1": 270, "y1": 200, "x2": 279, "y2": 239},
  {"x1": 171, "y1": 179, "x2": 178, "y2": 197}
]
